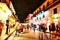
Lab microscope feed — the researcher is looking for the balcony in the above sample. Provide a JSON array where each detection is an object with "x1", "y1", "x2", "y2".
[{"x1": 44, "y1": 0, "x2": 59, "y2": 11}]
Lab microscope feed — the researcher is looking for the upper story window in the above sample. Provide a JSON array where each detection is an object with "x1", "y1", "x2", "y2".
[
  {"x1": 53, "y1": 0, "x2": 56, "y2": 2},
  {"x1": 43, "y1": 5, "x2": 45, "y2": 10},
  {"x1": 54, "y1": 8, "x2": 57, "y2": 14},
  {"x1": 39, "y1": 7, "x2": 41, "y2": 12},
  {"x1": 47, "y1": 1, "x2": 49, "y2": 7}
]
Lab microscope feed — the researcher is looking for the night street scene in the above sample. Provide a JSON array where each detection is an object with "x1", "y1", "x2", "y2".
[{"x1": 0, "y1": 0, "x2": 60, "y2": 40}]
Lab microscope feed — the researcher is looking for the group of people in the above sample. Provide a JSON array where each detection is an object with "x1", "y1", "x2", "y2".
[
  {"x1": 24, "y1": 22, "x2": 60, "y2": 32},
  {"x1": 49, "y1": 22, "x2": 60, "y2": 33},
  {"x1": 15, "y1": 24, "x2": 24, "y2": 35},
  {"x1": 15, "y1": 23, "x2": 47, "y2": 35},
  {"x1": 15, "y1": 22, "x2": 60, "y2": 36}
]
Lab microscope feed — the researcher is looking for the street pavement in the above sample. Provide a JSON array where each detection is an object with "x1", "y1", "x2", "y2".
[
  {"x1": 9, "y1": 29, "x2": 60, "y2": 40},
  {"x1": 6, "y1": 29, "x2": 40, "y2": 40},
  {"x1": 0, "y1": 28, "x2": 60, "y2": 40},
  {"x1": 0, "y1": 27, "x2": 15, "y2": 40}
]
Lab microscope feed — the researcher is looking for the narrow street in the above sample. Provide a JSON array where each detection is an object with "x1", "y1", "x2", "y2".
[
  {"x1": 1, "y1": 28, "x2": 60, "y2": 40},
  {"x1": 0, "y1": 0, "x2": 60, "y2": 40}
]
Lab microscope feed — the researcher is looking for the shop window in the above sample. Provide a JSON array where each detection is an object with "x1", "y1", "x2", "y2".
[
  {"x1": 43, "y1": 14, "x2": 45, "y2": 18},
  {"x1": 37, "y1": 17, "x2": 38, "y2": 20},
  {"x1": 54, "y1": 8, "x2": 57, "y2": 14},
  {"x1": 40, "y1": 17, "x2": 41, "y2": 20}
]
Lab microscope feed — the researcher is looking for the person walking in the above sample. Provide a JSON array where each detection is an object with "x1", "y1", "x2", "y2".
[
  {"x1": 32, "y1": 23, "x2": 36, "y2": 32},
  {"x1": 20, "y1": 24, "x2": 24, "y2": 32},
  {"x1": 27, "y1": 24, "x2": 30, "y2": 30},
  {"x1": 5, "y1": 20, "x2": 10, "y2": 34}
]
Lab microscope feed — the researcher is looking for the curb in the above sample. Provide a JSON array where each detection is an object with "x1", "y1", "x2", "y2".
[{"x1": 4, "y1": 30, "x2": 16, "y2": 40}]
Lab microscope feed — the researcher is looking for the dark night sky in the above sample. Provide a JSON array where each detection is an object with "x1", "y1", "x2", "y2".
[{"x1": 11, "y1": 0, "x2": 45, "y2": 22}]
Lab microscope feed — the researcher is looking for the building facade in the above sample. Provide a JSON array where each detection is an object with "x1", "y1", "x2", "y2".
[
  {"x1": 33, "y1": 0, "x2": 60, "y2": 22},
  {"x1": 33, "y1": 0, "x2": 60, "y2": 15},
  {"x1": 30, "y1": 0, "x2": 60, "y2": 32}
]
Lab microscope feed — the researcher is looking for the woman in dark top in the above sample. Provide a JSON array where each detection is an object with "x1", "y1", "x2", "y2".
[
  {"x1": 6, "y1": 20, "x2": 10, "y2": 34},
  {"x1": 0, "y1": 20, "x2": 4, "y2": 36}
]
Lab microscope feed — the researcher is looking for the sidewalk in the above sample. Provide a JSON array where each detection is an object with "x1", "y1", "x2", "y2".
[
  {"x1": 1, "y1": 28, "x2": 60, "y2": 40},
  {"x1": 5, "y1": 29, "x2": 40, "y2": 40},
  {"x1": 0, "y1": 27, "x2": 15, "y2": 40}
]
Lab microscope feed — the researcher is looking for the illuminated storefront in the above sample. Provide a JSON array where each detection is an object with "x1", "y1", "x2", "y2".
[
  {"x1": 0, "y1": 2, "x2": 12, "y2": 22},
  {"x1": 0, "y1": 2, "x2": 16, "y2": 28}
]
